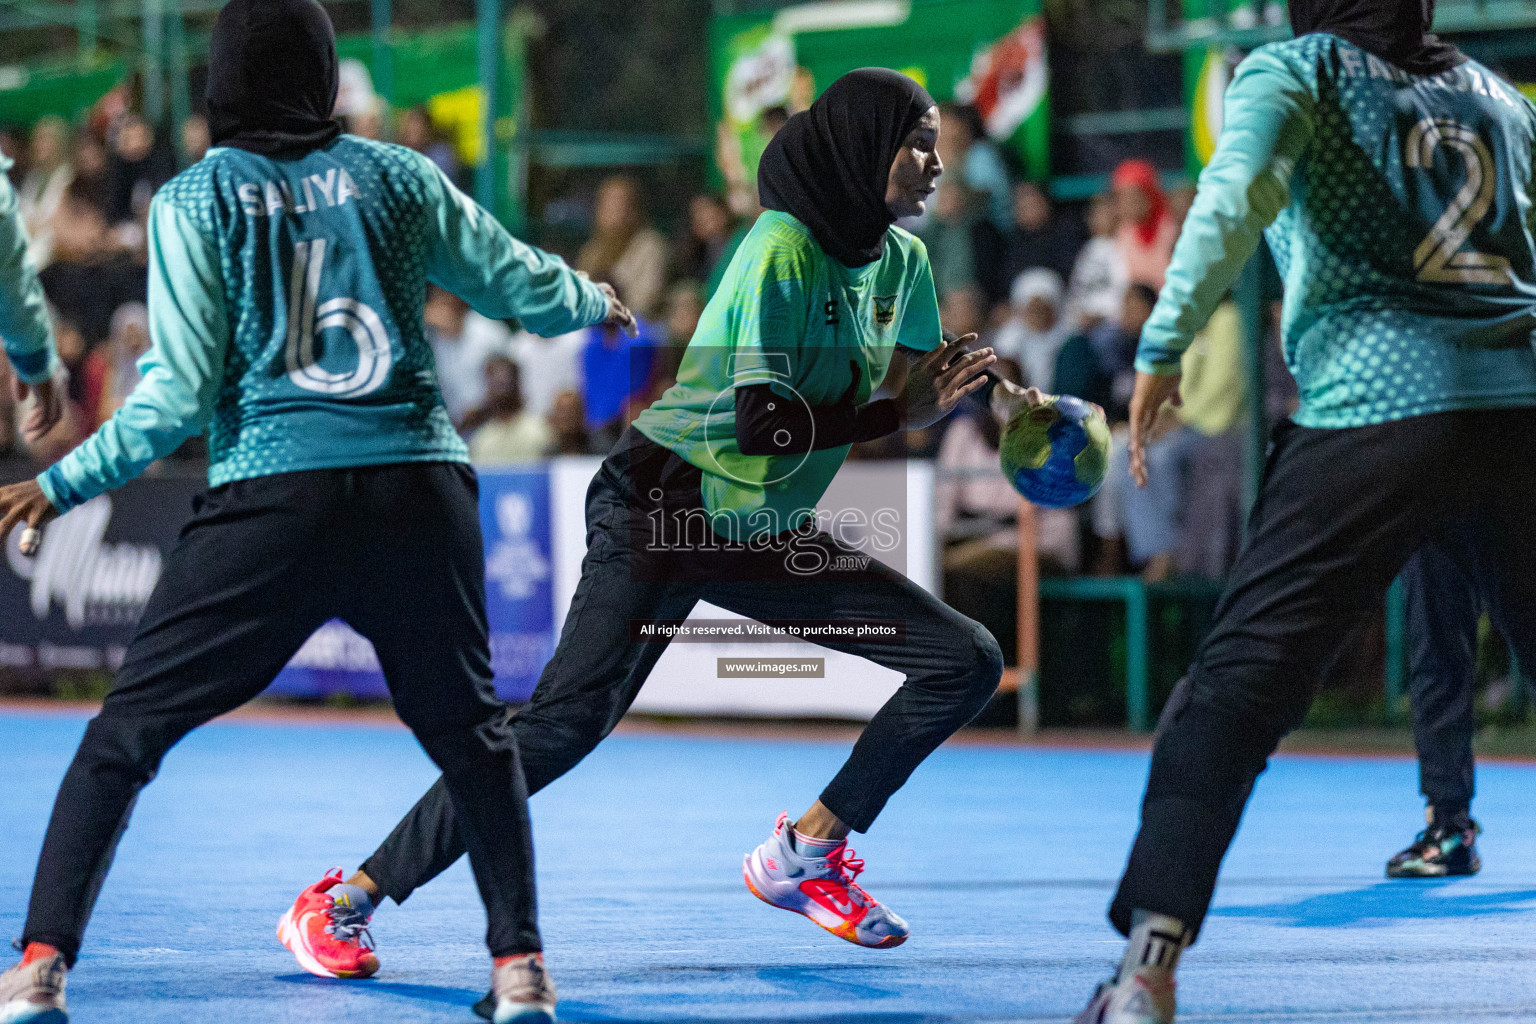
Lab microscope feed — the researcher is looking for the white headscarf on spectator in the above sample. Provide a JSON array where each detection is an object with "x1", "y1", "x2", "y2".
[{"x1": 993, "y1": 269, "x2": 1069, "y2": 392}]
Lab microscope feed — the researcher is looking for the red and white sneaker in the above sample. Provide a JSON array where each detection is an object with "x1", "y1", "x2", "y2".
[
  {"x1": 743, "y1": 811, "x2": 909, "y2": 948},
  {"x1": 277, "y1": 869, "x2": 380, "y2": 979}
]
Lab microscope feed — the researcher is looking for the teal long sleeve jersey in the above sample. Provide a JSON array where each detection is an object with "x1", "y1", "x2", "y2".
[
  {"x1": 1138, "y1": 34, "x2": 1536, "y2": 428},
  {"x1": 39, "y1": 136, "x2": 610, "y2": 512},
  {"x1": 0, "y1": 154, "x2": 60, "y2": 386}
]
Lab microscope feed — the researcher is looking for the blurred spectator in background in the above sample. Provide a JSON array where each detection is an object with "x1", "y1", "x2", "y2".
[
  {"x1": 49, "y1": 313, "x2": 88, "y2": 383},
  {"x1": 1074, "y1": 284, "x2": 1157, "y2": 575},
  {"x1": 507, "y1": 324, "x2": 585, "y2": 418},
  {"x1": 992, "y1": 269, "x2": 1068, "y2": 392},
  {"x1": 919, "y1": 181, "x2": 984, "y2": 299},
  {"x1": 0, "y1": 361, "x2": 22, "y2": 478},
  {"x1": 18, "y1": 116, "x2": 72, "y2": 268},
  {"x1": 343, "y1": 100, "x2": 386, "y2": 141},
  {"x1": 106, "y1": 113, "x2": 172, "y2": 230},
  {"x1": 674, "y1": 193, "x2": 735, "y2": 283},
  {"x1": 40, "y1": 182, "x2": 147, "y2": 354},
  {"x1": 653, "y1": 280, "x2": 703, "y2": 401},
  {"x1": 1167, "y1": 182, "x2": 1197, "y2": 227},
  {"x1": 937, "y1": 103, "x2": 1011, "y2": 230},
  {"x1": 940, "y1": 285, "x2": 988, "y2": 342},
  {"x1": 0, "y1": 128, "x2": 21, "y2": 170},
  {"x1": 581, "y1": 310, "x2": 658, "y2": 451},
  {"x1": 466, "y1": 355, "x2": 550, "y2": 465},
  {"x1": 82, "y1": 301, "x2": 150, "y2": 427},
  {"x1": 397, "y1": 104, "x2": 459, "y2": 183},
  {"x1": 664, "y1": 281, "x2": 703, "y2": 349},
  {"x1": 423, "y1": 285, "x2": 512, "y2": 428},
  {"x1": 545, "y1": 390, "x2": 597, "y2": 456},
  {"x1": 1052, "y1": 314, "x2": 1115, "y2": 416},
  {"x1": 69, "y1": 128, "x2": 110, "y2": 212},
  {"x1": 1095, "y1": 282, "x2": 1157, "y2": 422},
  {"x1": 1001, "y1": 181, "x2": 1081, "y2": 288},
  {"x1": 1115, "y1": 302, "x2": 1246, "y2": 582},
  {"x1": 1111, "y1": 159, "x2": 1177, "y2": 289},
  {"x1": 1065, "y1": 192, "x2": 1127, "y2": 329},
  {"x1": 180, "y1": 113, "x2": 211, "y2": 165},
  {"x1": 1168, "y1": 301, "x2": 1245, "y2": 579},
  {"x1": 578, "y1": 175, "x2": 667, "y2": 318}
]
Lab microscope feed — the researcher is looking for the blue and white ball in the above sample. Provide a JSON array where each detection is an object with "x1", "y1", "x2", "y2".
[{"x1": 999, "y1": 394, "x2": 1111, "y2": 508}]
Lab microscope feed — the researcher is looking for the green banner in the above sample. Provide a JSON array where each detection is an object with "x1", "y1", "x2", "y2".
[
  {"x1": 0, "y1": 56, "x2": 128, "y2": 126},
  {"x1": 1184, "y1": 45, "x2": 1238, "y2": 173},
  {"x1": 709, "y1": 0, "x2": 1048, "y2": 188}
]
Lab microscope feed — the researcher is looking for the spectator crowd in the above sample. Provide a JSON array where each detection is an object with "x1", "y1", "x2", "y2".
[{"x1": 2, "y1": 93, "x2": 1295, "y2": 630}]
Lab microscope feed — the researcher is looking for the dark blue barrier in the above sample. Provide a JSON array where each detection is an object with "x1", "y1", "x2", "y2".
[{"x1": 1, "y1": 468, "x2": 558, "y2": 702}]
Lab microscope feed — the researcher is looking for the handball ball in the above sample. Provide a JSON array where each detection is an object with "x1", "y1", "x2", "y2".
[{"x1": 999, "y1": 393, "x2": 1111, "y2": 508}]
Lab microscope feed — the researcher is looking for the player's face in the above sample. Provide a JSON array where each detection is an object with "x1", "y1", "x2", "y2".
[{"x1": 885, "y1": 107, "x2": 943, "y2": 220}]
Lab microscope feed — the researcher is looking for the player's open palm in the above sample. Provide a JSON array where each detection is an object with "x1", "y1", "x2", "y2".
[
  {"x1": 901, "y1": 335, "x2": 995, "y2": 430},
  {"x1": 0, "y1": 479, "x2": 56, "y2": 556},
  {"x1": 1128, "y1": 370, "x2": 1183, "y2": 488}
]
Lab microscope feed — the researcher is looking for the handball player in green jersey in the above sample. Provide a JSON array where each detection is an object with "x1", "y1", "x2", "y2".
[
  {"x1": 1077, "y1": 1, "x2": 1536, "y2": 1021},
  {"x1": 309, "y1": 70, "x2": 1008, "y2": 984},
  {"x1": 0, "y1": 2, "x2": 636, "y2": 1021}
]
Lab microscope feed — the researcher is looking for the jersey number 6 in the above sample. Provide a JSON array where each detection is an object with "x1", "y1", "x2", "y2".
[
  {"x1": 285, "y1": 238, "x2": 394, "y2": 397},
  {"x1": 1405, "y1": 117, "x2": 1512, "y2": 286}
]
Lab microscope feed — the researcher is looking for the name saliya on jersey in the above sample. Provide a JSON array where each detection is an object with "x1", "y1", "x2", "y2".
[{"x1": 236, "y1": 168, "x2": 360, "y2": 217}]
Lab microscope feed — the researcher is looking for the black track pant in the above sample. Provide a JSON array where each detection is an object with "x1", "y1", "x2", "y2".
[
  {"x1": 1109, "y1": 408, "x2": 1536, "y2": 940},
  {"x1": 1402, "y1": 535, "x2": 1502, "y2": 811},
  {"x1": 359, "y1": 431, "x2": 1003, "y2": 905},
  {"x1": 22, "y1": 463, "x2": 541, "y2": 963}
]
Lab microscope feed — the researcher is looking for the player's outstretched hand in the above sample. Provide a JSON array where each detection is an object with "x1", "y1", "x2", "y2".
[
  {"x1": 0, "y1": 479, "x2": 58, "y2": 557},
  {"x1": 598, "y1": 282, "x2": 638, "y2": 338},
  {"x1": 1128, "y1": 370, "x2": 1183, "y2": 488},
  {"x1": 901, "y1": 335, "x2": 995, "y2": 430},
  {"x1": 13, "y1": 374, "x2": 63, "y2": 443},
  {"x1": 990, "y1": 378, "x2": 1048, "y2": 422}
]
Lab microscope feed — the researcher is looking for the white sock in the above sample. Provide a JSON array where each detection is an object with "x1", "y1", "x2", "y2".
[
  {"x1": 790, "y1": 825, "x2": 844, "y2": 857},
  {"x1": 1118, "y1": 909, "x2": 1188, "y2": 984}
]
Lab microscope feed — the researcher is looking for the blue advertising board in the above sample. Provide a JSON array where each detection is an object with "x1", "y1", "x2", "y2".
[{"x1": 0, "y1": 468, "x2": 560, "y2": 701}]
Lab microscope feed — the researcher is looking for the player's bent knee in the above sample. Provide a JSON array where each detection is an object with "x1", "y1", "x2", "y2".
[
  {"x1": 77, "y1": 713, "x2": 172, "y2": 784},
  {"x1": 951, "y1": 622, "x2": 1005, "y2": 714}
]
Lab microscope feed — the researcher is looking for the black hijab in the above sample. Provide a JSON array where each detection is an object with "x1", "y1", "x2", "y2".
[
  {"x1": 1289, "y1": 0, "x2": 1464, "y2": 76},
  {"x1": 207, "y1": 0, "x2": 341, "y2": 156},
  {"x1": 757, "y1": 68, "x2": 936, "y2": 268}
]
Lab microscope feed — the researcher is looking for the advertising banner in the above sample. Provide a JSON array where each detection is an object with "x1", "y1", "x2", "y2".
[
  {"x1": 709, "y1": 0, "x2": 1049, "y2": 187},
  {"x1": 548, "y1": 458, "x2": 935, "y2": 720},
  {"x1": 3, "y1": 462, "x2": 935, "y2": 720},
  {"x1": 1, "y1": 470, "x2": 556, "y2": 704},
  {"x1": 0, "y1": 477, "x2": 202, "y2": 675}
]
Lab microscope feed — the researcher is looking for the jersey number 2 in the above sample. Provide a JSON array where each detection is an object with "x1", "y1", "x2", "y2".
[
  {"x1": 285, "y1": 239, "x2": 393, "y2": 397},
  {"x1": 1405, "y1": 117, "x2": 1512, "y2": 285}
]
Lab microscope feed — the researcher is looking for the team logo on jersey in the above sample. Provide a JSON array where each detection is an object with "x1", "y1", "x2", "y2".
[{"x1": 872, "y1": 294, "x2": 898, "y2": 328}]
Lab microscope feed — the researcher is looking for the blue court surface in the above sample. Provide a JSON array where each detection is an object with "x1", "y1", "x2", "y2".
[{"x1": 6, "y1": 710, "x2": 1536, "y2": 1023}]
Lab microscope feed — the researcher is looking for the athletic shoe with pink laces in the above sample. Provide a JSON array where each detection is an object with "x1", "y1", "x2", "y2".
[
  {"x1": 277, "y1": 868, "x2": 380, "y2": 979},
  {"x1": 742, "y1": 811, "x2": 909, "y2": 948}
]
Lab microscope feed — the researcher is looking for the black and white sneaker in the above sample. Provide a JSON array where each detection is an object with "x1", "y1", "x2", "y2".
[
  {"x1": 1386, "y1": 819, "x2": 1482, "y2": 878},
  {"x1": 1074, "y1": 972, "x2": 1176, "y2": 1024}
]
